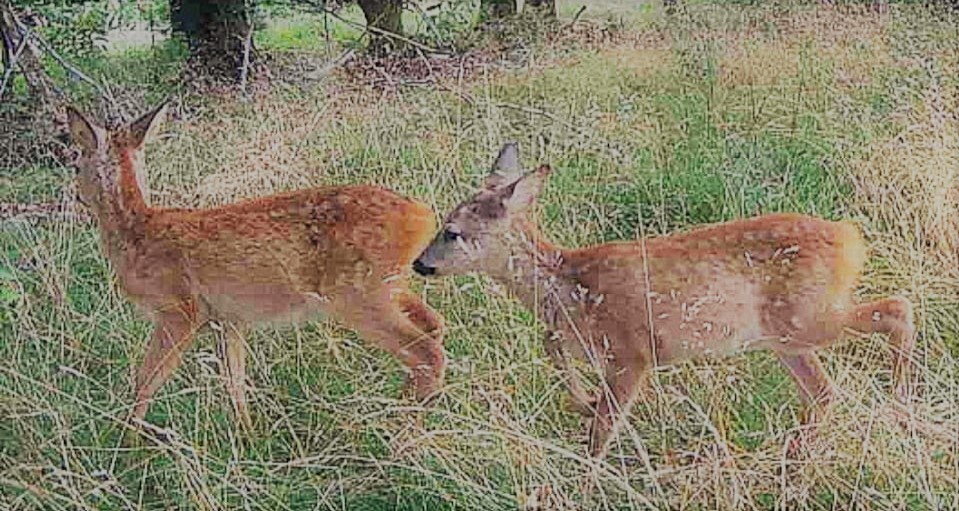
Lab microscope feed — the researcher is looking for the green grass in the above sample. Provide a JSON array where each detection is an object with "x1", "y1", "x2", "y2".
[
  {"x1": 2, "y1": 1, "x2": 958, "y2": 509},
  {"x1": 257, "y1": 2, "x2": 480, "y2": 53},
  {"x1": 258, "y1": 12, "x2": 364, "y2": 52}
]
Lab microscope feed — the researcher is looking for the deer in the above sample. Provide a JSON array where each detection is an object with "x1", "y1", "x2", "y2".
[
  {"x1": 66, "y1": 103, "x2": 445, "y2": 432},
  {"x1": 413, "y1": 143, "x2": 916, "y2": 459}
]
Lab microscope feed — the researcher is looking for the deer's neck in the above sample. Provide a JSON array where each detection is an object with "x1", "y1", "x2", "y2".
[
  {"x1": 88, "y1": 150, "x2": 150, "y2": 258},
  {"x1": 492, "y1": 220, "x2": 578, "y2": 329},
  {"x1": 116, "y1": 149, "x2": 148, "y2": 215}
]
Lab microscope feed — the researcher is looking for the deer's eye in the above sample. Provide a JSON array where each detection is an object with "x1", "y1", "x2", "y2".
[{"x1": 443, "y1": 229, "x2": 461, "y2": 242}]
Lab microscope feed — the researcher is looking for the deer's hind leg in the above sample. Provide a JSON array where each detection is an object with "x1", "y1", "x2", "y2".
[
  {"x1": 394, "y1": 290, "x2": 446, "y2": 402},
  {"x1": 776, "y1": 295, "x2": 916, "y2": 450},
  {"x1": 794, "y1": 296, "x2": 916, "y2": 398},
  {"x1": 396, "y1": 290, "x2": 445, "y2": 340},
  {"x1": 133, "y1": 300, "x2": 202, "y2": 424},
  {"x1": 340, "y1": 290, "x2": 445, "y2": 403},
  {"x1": 844, "y1": 297, "x2": 916, "y2": 400}
]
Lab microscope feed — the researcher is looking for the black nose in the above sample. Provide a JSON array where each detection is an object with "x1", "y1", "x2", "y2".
[{"x1": 413, "y1": 259, "x2": 435, "y2": 276}]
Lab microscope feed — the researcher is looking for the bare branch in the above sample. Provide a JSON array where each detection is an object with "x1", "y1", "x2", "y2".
[
  {"x1": 22, "y1": 23, "x2": 105, "y2": 96},
  {"x1": 0, "y1": 23, "x2": 28, "y2": 99},
  {"x1": 238, "y1": 18, "x2": 255, "y2": 96},
  {"x1": 564, "y1": 5, "x2": 587, "y2": 29}
]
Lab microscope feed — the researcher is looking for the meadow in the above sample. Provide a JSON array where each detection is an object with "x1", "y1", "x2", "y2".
[{"x1": 1, "y1": 1, "x2": 958, "y2": 509}]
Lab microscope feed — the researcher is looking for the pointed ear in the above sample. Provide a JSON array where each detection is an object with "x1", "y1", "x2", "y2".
[
  {"x1": 66, "y1": 106, "x2": 101, "y2": 156},
  {"x1": 484, "y1": 142, "x2": 521, "y2": 189},
  {"x1": 127, "y1": 101, "x2": 168, "y2": 149},
  {"x1": 502, "y1": 165, "x2": 551, "y2": 212}
]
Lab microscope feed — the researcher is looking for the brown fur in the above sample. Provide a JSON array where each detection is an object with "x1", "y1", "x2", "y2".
[
  {"x1": 415, "y1": 143, "x2": 915, "y2": 458},
  {"x1": 67, "y1": 104, "x2": 445, "y2": 429}
]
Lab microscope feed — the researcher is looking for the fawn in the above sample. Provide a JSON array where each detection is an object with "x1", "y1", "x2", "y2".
[
  {"x1": 67, "y1": 103, "x2": 445, "y2": 430},
  {"x1": 413, "y1": 143, "x2": 915, "y2": 458}
]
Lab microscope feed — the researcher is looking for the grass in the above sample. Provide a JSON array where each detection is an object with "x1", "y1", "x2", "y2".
[
  {"x1": 257, "y1": 2, "x2": 480, "y2": 54},
  {"x1": 2, "y1": 1, "x2": 958, "y2": 509}
]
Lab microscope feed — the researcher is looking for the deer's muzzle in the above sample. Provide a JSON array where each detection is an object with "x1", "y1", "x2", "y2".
[{"x1": 413, "y1": 259, "x2": 436, "y2": 276}]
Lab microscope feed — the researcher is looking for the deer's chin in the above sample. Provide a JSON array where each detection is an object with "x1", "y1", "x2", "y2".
[
  {"x1": 430, "y1": 267, "x2": 457, "y2": 278},
  {"x1": 426, "y1": 267, "x2": 461, "y2": 278}
]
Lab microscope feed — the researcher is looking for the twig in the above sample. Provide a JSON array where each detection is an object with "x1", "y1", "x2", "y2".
[
  {"x1": 565, "y1": 5, "x2": 587, "y2": 30},
  {"x1": 496, "y1": 100, "x2": 585, "y2": 135},
  {"x1": 370, "y1": 61, "x2": 396, "y2": 89},
  {"x1": 409, "y1": 0, "x2": 446, "y2": 50},
  {"x1": 238, "y1": 16, "x2": 255, "y2": 97},
  {"x1": 287, "y1": 0, "x2": 450, "y2": 55},
  {"x1": 414, "y1": 45, "x2": 435, "y2": 81},
  {"x1": 17, "y1": 18, "x2": 105, "y2": 96},
  {"x1": 98, "y1": 78, "x2": 121, "y2": 125},
  {"x1": 0, "y1": 23, "x2": 29, "y2": 99},
  {"x1": 328, "y1": 8, "x2": 447, "y2": 55},
  {"x1": 1, "y1": 8, "x2": 13, "y2": 69},
  {"x1": 322, "y1": 0, "x2": 331, "y2": 60},
  {"x1": 308, "y1": 46, "x2": 355, "y2": 80},
  {"x1": 147, "y1": 0, "x2": 158, "y2": 84}
]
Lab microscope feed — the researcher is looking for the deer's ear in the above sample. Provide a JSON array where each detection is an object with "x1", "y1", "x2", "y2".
[
  {"x1": 484, "y1": 142, "x2": 521, "y2": 189},
  {"x1": 127, "y1": 101, "x2": 168, "y2": 149},
  {"x1": 67, "y1": 106, "x2": 101, "y2": 156},
  {"x1": 502, "y1": 165, "x2": 551, "y2": 212}
]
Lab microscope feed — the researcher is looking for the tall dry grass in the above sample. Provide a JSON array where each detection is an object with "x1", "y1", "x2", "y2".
[{"x1": 1, "y1": 2, "x2": 957, "y2": 509}]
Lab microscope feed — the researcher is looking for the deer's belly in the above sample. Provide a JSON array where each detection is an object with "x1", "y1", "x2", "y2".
[
  {"x1": 198, "y1": 282, "x2": 330, "y2": 324},
  {"x1": 652, "y1": 318, "x2": 770, "y2": 364},
  {"x1": 645, "y1": 282, "x2": 769, "y2": 364}
]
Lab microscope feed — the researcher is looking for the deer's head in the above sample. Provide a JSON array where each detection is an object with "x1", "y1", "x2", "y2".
[
  {"x1": 414, "y1": 142, "x2": 551, "y2": 278},
  {"x1": 66, "y1": 103, "x2": 167, "y2": 210}
]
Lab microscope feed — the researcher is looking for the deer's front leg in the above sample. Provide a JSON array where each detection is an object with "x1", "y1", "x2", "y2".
[
  {"x1": 218, "y1": 322, "x2": 252, "y2": 430},
  {"x1": 588, "y1": 357, "x2": 646, "y2": 458},
  {"x1": 544, "y1": 330, "x2": 596, "y2": 416},
  {"x1": 133, "y1": 301, "x2": 201, "y2": 424},
  {"x1": 776, "y1": 351, "x2": 835, "y2": 454}
]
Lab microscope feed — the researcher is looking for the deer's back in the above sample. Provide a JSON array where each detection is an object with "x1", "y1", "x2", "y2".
[
  {"x1": 560, "y1": 214, "x2": 867, "y2": 363},
  {"x1": 117, "y1": 186, "x2": 436, "y2": 323}
]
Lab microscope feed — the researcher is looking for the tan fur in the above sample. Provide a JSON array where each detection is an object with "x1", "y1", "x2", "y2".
[
  {"x1": 415, "y1": 143, "x2": 915, "y2": 458},
  {"x1": 67, "y1": 104, "x2": 445, "y2": 429}
]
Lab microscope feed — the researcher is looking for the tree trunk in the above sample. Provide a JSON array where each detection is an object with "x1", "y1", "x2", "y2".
[
  {"x1": 357, "y1": 0, "x2": 404, "y2": 55},
  {"x1": 525, "y1": 0, "x2": 556, "y2": 18},
  {"x1": 0, "y1": 1, "x2": 71, "y2": 168},
  {"x1": 170, "y1": 0, "x2": 252, "y2": 81},
  {"x1": 482, "y1": 0, "x2": 515, "y2": 19}
]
